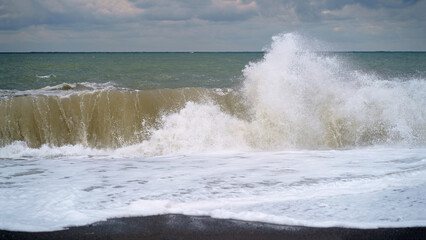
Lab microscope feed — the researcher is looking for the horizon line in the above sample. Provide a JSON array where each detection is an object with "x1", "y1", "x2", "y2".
[{"x1": 1, "y1": 50, "x2": 426, "y2": 54}]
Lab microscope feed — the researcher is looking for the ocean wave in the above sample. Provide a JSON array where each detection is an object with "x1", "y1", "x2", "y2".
[
  {"x1": 0, "y1": 88, "x2": 243, "y2": 149},
  {"x1": 41, "y1": 81, "x2": 119, "y2": 91},
  {"x1": 36, "y1": 74, "x2": 56, "y2": 79},
  {"x1": 1, "y1": 33, "x2": 425, "y2": 154}
]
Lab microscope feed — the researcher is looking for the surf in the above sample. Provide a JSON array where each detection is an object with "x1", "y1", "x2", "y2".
[{"x1": 0, "y1": 33, "x2": 425, "y2": 155}]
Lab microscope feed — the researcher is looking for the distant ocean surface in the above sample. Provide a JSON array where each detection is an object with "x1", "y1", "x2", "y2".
[{"x1": 0, "y1": 33, "x2": 425, "y2": 231}]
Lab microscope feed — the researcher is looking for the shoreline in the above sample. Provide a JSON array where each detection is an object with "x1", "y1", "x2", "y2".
[{"x1": 1, "y1": 214, "x2": 425, "y2": 240}]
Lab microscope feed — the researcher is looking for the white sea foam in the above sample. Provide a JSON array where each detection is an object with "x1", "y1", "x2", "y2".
[
  {"x1": 0, "y1": 141, "x2": 113, "y2": 159},
  {"x1": 36, "y1": 74, "x2": 56, "y2": 79},
  {"x1": 0, "y1": 147, "x2": 425, "y2": 231},
  {"x1": 1, "y1": 33, "x2": 425, "y2": 231},
  {"x1": 5, "y1": 82, "x2": 121, "y2": 99},
  {"x1": 241, "y1": 33, "x2": 425, "y2": 149},
  {"x1": 124, "y1": 33, "x2": 426, "y2": 156},
  {"x1": 40, "y1": 82, "x2": 118, "y2": 91},
  {"x1": 1, "y1": 34, "x2": 425, "y2": 151}
]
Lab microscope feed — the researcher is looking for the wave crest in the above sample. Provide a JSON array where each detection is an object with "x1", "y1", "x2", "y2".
[
  {"x1": 1, "y1": 33, "x2": 425, "y2": 154},
  {"x1": 0, "y1": 88, "x2": 244, "y2": 148},
  {"x1": 242, "y1": 33, "x2": 425, "y2": 149}
]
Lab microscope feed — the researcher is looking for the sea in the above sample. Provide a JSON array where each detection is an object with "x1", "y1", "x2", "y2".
[{"x1": 0, "y1": 33, "x2": 425, "y2": 231}]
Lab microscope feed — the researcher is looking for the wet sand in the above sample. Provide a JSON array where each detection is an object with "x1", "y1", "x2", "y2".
[{"x1": 0, "y1": 214, "x2": 424, "y2": 240}]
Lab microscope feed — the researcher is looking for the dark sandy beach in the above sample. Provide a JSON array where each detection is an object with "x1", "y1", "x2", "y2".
[{"x1": 0, "y1": 214, "x2": 424, "y2": 240}]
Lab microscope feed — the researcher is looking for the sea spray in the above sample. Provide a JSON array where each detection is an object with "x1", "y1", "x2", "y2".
[
  {"x1": 0, "y1": 34, "x2": 425, "y2": 232},
  {"x1": 134, "y1": 33, "x2": 425, "y2": 155},
  {"x1": 0, "y1": 33, "x2": 425, "y2": 154},
  {"x1": 241, "y1": 33, "x2": 425, "y2": 149}
]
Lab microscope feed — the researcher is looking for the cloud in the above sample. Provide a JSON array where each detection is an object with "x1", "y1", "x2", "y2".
[
  {"x1": 0, "y1": 0, "x2": 261, "y2": 30},
  {"x1": 0, "y1": 0, "x2": 425, "y2": 51},
  {"x1": 132, "y1": 0, "x2": 197, "y2": 21},
  {"x1": 198, "y1": 0, "x2": 258, "y2": 22},
  {"x1": 2, "y1": 0, "x2": 423, "y2": 28},
  {"x1": 0, "y1": 0, "x2": 145, "y2": 30},
  {"x1": 253, "y1": 0, "x2": 422, "y2": 23},
  {"x1": 77, "y1": 0, "x2": 144, "y2": 17},
  {"x1": 354, "y1": 0, "x2": 420, "y2": 9},
  {"x1": 0, "y1": 1, "x2": 46, "y2": 30}
]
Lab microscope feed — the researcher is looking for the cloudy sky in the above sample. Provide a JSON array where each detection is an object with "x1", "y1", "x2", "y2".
[{"x1": 1, "y1": 0, "x2": 425, "y2": 51}]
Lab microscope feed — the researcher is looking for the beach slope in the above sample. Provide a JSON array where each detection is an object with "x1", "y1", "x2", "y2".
[{"x1": 1, "y1": 214, "x2": 425, "y2": 240}]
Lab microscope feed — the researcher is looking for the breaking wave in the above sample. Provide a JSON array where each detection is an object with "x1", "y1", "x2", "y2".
[
  {"x1": 1, "y1": 33, "x2": 425, "y2": 155},
  {"x1": 0, "y1": 88, "x2": 244, "y2": 149}
]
